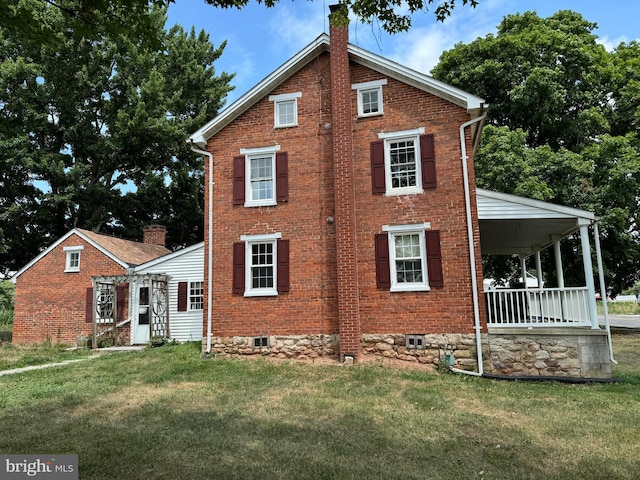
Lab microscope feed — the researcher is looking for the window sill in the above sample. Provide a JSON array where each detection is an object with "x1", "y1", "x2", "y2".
[
  {"x1": 358, "y1": 112, "x2": 383, "y2": 118},
  {"x1": 244, "y1": 200, "x2": 277, "y2": 208},
  {"x1": 385, "y1": 187, "x2": 424, "y2": 197},
  {"x1": 274, "y1": 123, "x2": 298, "y2": 129},
  {"x1": 390, "y1": 285, "x2": 430, "y2": 293},
  {"x1": 244, "y1": 289, "x2": 278, "y2": 297},
  {"x1": 64, "y1": 269, "x2": 80, "y2": 273}
]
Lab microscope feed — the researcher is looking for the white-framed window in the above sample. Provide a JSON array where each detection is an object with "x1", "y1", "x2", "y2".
[
  {"x1": 241, "y1": 233, "x2": 282, "y2": 297},
  {"x1": 353, "y1": 79, "x2": 387, "y2": 117},
  {"x1": 269, "y1": 92, "x2": 301, "y2": 128},
  {"x1": 379, "y1": 128, "x2": 425, "y2": 195},
  {"x1": 190, "y1": 281, "x2": 204, "y2": 310},
  {"x1": 63, "y1": 245, "x2": 84, "y2": 272},
  {"x1": 241, "y1": 145, "x2": 280, "y2": 207},
  {"x1": 383, "y1": 223, "x2": 430, "y2": 292}
]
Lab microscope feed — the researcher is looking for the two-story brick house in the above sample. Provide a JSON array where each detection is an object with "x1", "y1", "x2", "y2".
[{"x1": 189, "y1": 8, "x2": 490, "y2": 368}]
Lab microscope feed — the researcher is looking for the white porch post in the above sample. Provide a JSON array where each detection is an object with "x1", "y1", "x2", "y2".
[
  {"x1": 534, "y1": 249, "x2": 543, "y2": 288},
  {"x1": 552, "y1": 235, "x2": 565, "y2": 289},
  {"x1": 579, "y1": 222, "x2": 599, "y2": 329},
  {"x1": 519, "y1": 255, "x2": 527, "y2": 288},
  {"x1": 594, "y1": 222, "x2": 616, "y2": 362}
]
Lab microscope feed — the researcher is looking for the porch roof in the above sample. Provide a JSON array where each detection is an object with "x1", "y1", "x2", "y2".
[{"x1": 476, "y1": 189, "x2": 597, "y2": 256}]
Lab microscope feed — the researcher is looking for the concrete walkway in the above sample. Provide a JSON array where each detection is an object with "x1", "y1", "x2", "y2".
[{"x1": 0, "y1": 345, "x2": 146, "y2": 377}]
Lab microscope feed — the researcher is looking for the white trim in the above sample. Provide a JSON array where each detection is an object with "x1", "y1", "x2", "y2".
[
  {"x1": 132, "y1": 242, "x2": 204, "y2": 272},
  {"x1": 63, "y1": 245, "x2": 84, "y2": 252},
  {"x1": 240, "y1": 233, "x2": 282, "y2": 242},
  {"x1": 268, "y1": 92, "x2": 302, "y2": 102},
  {"x1": 378, "y1": 127, "x2": 425, "y2": 140},
  {"x1": 64, "y1": 247, "x2": 83, "y2": 272},
  {"x1": 240, "y1": 145, "x2": 280, "y2": 155},
  {"x1": 351, "y1": 79, "x2": 387, "y2": 90},
  {"x1": 383, "y1": 223, "x2": 431, "y2": 232},
  {"x1": 244, "y1": 150, "x2": 278, "y2": 208}
]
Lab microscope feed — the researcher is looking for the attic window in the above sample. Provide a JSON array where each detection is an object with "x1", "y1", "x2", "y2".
[
  {"x1": 352, "y1": 79, "x2": 387, "y2": 117},
  {"x1": 269, "y1": 92, "x2": 301, "y2": 128},
  {"x1": 64, "y1": 246, "x2": 84, "y2": 272}
]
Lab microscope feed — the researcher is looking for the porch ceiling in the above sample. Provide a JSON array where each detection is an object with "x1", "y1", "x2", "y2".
[{"x1": 476, "y1": 189, "x2": 596, "y2": 256}]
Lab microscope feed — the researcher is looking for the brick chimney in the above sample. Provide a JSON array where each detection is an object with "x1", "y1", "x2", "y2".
[
  {"x1": 329, "y1": 4, "x2": 361, "y2": 362},
  {"x1": 143, "y1": 225, "x2": 167, "y2": 247}
]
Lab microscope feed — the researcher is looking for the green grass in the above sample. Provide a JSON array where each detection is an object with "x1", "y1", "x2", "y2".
[
  {"x1": 598, "y1": 300, "x2": 640, "y2": 315},
  {"x1": 1, "y1": 338, "x2": 639, "y2": 479}
]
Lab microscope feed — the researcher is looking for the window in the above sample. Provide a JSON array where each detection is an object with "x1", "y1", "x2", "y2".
[
  {"x1": 375, "y1": 224, "x2": 443, "y2": 292},
  {"x1": 253, "y1": 336, "x2": 269, "y2": 348},
  {"x1": 233, "y1": 233, "x2": 290, "y2": 297},
  {"x1": 406, "y1": 334, "x2": 425, "y2": 350},
  {"x1": 371, "y1": 130, "x2": 436, "y2": 196},
  {"x1": 233, "y1": 146, "x2": 288, "y2": 207},
  {"x1": 353, "y1": 79, "x2": 387, "y2": 117},
  {"x1": 190, "y1": 282, "x2": 204, "y2": 310},
  {"x1": 269, "y1": 92, "x2": 301, "y2": 128},
  {"x1": 64, "y1": 245, "x2": 84, "y2": 272}
]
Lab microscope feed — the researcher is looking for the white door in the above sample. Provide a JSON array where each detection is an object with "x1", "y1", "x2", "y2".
[{"x1": 132, "y1": 286, "x2": 150, "y2": 344}]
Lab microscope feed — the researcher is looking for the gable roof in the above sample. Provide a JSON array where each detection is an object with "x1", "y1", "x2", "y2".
[
  {"x1": 11, "y1": 228, "x2": 171, "y2": 281},
  {"x1": 188, "y1": 34, "x2": 486, "y2": 148},
  {"x1": 132, "y1": 241, "x2": 203, "y2": 272}
]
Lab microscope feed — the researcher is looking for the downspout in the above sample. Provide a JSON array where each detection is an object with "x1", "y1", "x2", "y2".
[
  {"x1": 190, "y1": 142, "x2": 214, "y2": 354},
  {"x1": 593, "y1": 221, "x2": 617, "y2": 364},
  {"x1": 451, "y1": 112, "x2": 487, "y2": 377}
]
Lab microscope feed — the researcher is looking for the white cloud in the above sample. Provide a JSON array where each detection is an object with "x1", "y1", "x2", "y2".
[{"x1": 598, "y1": 35, "x2": 629, "y2": 51}]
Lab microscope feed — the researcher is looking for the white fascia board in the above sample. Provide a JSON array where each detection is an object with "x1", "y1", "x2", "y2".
[
  {"x1": 132, "y1": 242, "x2": 204, "y2": 273},
  {"x1": 188, "y1": 34, "x2": 330, "y2": 148},
  {"x1": 347, "y1": 43, "x2": 486, "y2": 113},
  {"x1": 11, "y1": 229, "x2": 129, "y2": 282},
  {"x1": 477, "y1": 188, "x2": 597, "y2": 221}
]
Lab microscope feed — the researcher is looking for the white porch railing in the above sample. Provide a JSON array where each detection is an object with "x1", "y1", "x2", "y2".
[{"x1": 485, "y1": 287, "x2": 592, "y2": 327}]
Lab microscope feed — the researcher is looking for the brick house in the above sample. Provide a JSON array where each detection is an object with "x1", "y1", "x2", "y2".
[
  {"x1": 12, "y1": 226, "x2": 169, "y2": 345},
  {"x1": 189, "y1": 9, "x2": 614, "y2": 377}
]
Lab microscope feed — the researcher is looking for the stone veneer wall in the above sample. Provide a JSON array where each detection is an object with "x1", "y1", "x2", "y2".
[
  {"x1": 487, "y1": 329, "x2": 612, "y2": 378},
  {"x1": 208, "y1": 335, "x2": 338, "y2": 360}
]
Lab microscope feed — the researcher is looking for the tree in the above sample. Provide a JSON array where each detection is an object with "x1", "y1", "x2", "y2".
[
  {"x1": 433, "y1": 10, "x2": 640, "y2": 295},
  {"x1": 0, "y1": 1, "x2": 233, "y2": 273},
  {"x1": 1, "y1": 0, "x2": 480, "y2": 43}
]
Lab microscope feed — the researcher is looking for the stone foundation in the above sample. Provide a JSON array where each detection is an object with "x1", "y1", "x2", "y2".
[
  {"x1": 207, "y1": 334, "x2": 339, "y2": 360},
  {"x1": 361, "y1": 333, "x2": 485, "y2": 371},
  {"x1": 487, "y1": 328, "x2": 612, "y2": 378}
]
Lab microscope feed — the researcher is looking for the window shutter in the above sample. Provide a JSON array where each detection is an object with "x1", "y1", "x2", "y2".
[
  {"x1": 370, "y1": 140, "x2": 385, "y2": 194},
  {"x1": 421, "y1": 134, "x2": 436, "y2": 190},
  {"x1": 233, "y1": 155, "x2": 245, "y2": 205},
  {"x1": 426, "y1": 230, "x2": 444, "y2": 287},
  {"x1": 277, "y1": 238, "x2": 290, "y2": 292},
  {"x1": 232, "y1": 242, "x2": 245, "y2": 294},
  {"x1": 276, "y1": 152, "x2": 289, "y2": 202},
  {"x1": 85, "y1": 287, "x2": 93, "y2": 323},
  {"x1": 374, "y1": 233, "x2": 391, "y2": 289},
  {"x1": 177, "y1": 282, "x2": 188, "y2": 312},
  {"x1": 116, "y1": 285, "x2": 127, "y2": 321}
]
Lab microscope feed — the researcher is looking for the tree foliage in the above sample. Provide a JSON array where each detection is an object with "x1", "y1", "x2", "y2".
[
  {"x1": 433, "y1": 11, "x2": 640, "y2": 295},
  {"x1": 0, "y1": 1, "x2": 233, "y2": 275}
]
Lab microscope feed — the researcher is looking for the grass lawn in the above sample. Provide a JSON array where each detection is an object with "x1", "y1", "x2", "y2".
[{"x1": 1, "y1": 336, "x2": 639, "y2": 480}]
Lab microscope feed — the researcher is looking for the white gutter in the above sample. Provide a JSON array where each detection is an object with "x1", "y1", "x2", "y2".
[
  {"x1": 459, "y1": 112, "x2": 487, "y2": 376},
  {"x1": 190, "y1": 143, "x2": 214, "y2": 353},
  {"x1": 593, "y1": 222, "x2": 617, "y2": 364}
]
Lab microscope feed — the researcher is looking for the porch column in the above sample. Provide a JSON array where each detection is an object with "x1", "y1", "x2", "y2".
[
  {"x1": 552, "y1": 235, "x2": 565, "y2": 289},
  {"x1": 579, "y1": 222, "x2": 599, "y2": 329},
  {"x1": 534, "y1": 248, "x2": 543, "y2": 288},
  {"x1": 519, "y1": 255, "x2": 527, "y2": 288}
]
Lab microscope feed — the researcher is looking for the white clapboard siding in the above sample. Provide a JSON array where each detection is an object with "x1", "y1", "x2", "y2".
[{"x1": 134, "y1": 242, "x2": 204, "y2": 342}]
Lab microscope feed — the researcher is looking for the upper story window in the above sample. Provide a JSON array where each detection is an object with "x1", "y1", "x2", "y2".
[
  {"x1": 233, "y1": 233, "x2": 290, "y2": 297},
  {"x1": 233, "y1": 146, "x2": 289, "y2": 207},
  {"x1": 269, "y1": 92, "x2": 301, "y2": 128},
  {"x1": 64, "y1": 245, "x2": 84, "y2": 272},
  {"x1": 352, "y1": 79, "x2": 387, "y2": 117},
  {"x1": 378, "y1": 128, "x2": 425, "y2": 196}
]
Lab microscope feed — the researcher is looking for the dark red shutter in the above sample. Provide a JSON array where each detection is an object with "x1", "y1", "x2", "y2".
[
  {"x1": 177, "y1": 282, "x2": 188, "y2": 311},
  {"x1": 85, "y1": 287, "x2": 93, "y2": 322},
  {"x1": 116, "y1": 284, "x2": 127, "y2": 321},
  {"x1": 421, "y1": 134, "x2": 436, "y2": 189},
  {"x1": 375, "y1": 233, "x2": 391, "y2": 289},
  {"x1": 232, "y1": 242, "x2": 245, "y2": 294},
  {"x1": 277, "y1": 238, "x2": 290, "y2": 293},
  {"x1": 370, "y1": 140, "x2": 385, "y2": 194},
  {"x1": 276, "y1": 152, "x2": 288, "y2": 202},
  {"x1": 233, "y1": 155, "x2": 245, "y2": 205},
  {"x1": 426, "y1": 230, "x2": 444, "y2": 287}
]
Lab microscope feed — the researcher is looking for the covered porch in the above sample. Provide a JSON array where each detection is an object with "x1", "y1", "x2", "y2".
[{"x1": 476, "y1": 189, "x2": 614, "y2": 377}]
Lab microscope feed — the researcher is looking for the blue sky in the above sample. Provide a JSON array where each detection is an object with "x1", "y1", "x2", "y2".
[{"x1": 167, "y1": 0, "x2": 640, "y2": 106}]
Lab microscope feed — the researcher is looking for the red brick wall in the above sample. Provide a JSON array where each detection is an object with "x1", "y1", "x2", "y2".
[
  {"x1": 203, "y1": 46, "x2": 486, "y2": 346},
  {"x1": 12, "y1": 233, "x2": 128, "y2": 344}
]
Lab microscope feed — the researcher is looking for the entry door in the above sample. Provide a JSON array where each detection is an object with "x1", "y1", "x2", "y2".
[{"x1": 132, "y1": 286, "x2": 150, "y2": 344}]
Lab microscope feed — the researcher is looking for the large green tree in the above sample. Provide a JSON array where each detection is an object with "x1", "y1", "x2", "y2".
[
  {"x1": 433, "y1": 11, "x2": 640, "y2": 295},
  {"x1": 0, "y1": 1, "x2": 233, "y2": 275}
]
